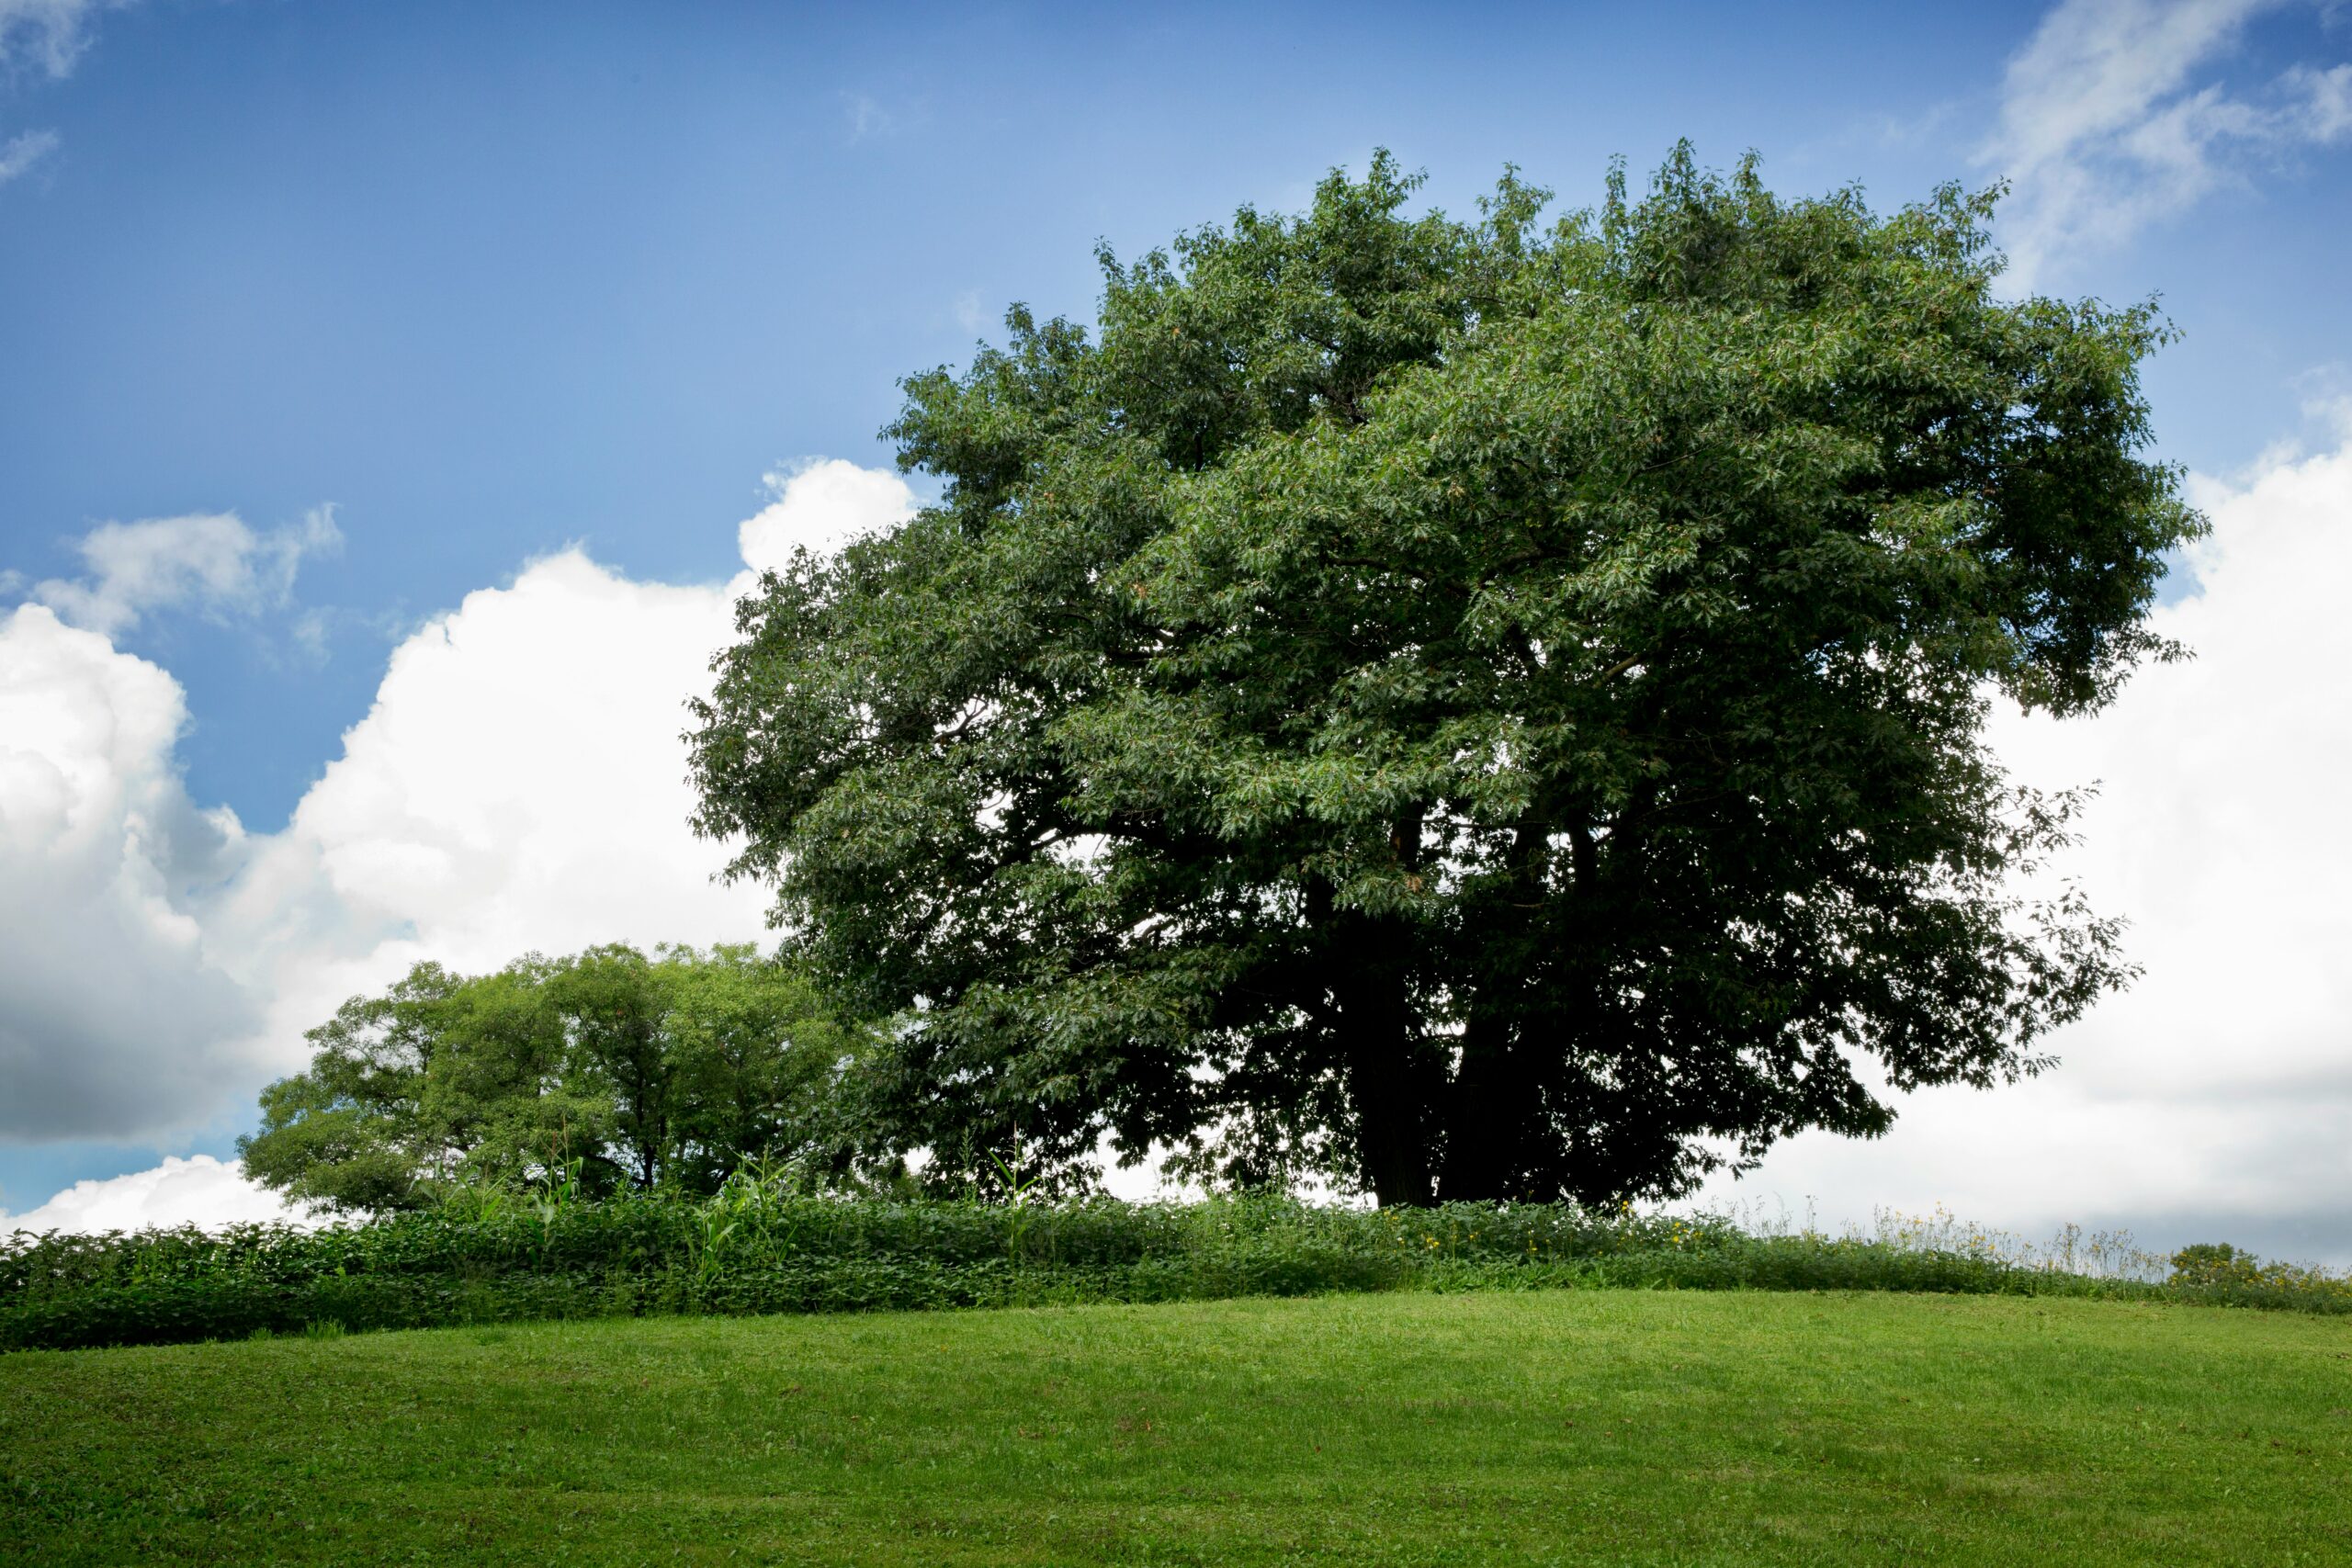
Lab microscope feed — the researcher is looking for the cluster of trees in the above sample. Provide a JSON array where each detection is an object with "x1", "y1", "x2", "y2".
[
  {"x1": 254, "y1": 147, "x2": 2196, "y2": 1214},
  {"x1": 240, "y1": 945, "x2": 882, "y2": 1213}
]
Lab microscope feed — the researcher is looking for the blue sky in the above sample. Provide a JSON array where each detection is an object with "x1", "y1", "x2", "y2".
[
  {"x1": 6, "y1": 0, "x2": 2346, "y2": 825},
  {"x1": 5, "y1": 0, "x2": 2351, "y2": 1258}
]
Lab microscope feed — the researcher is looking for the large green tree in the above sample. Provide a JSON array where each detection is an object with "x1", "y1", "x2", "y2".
[
  {"x1": 241, "y1": 944, "x2": 876, "y2": 1213},
  {"x1": 687, "y1": 149, "x2": 2201, "y2": 1206}
]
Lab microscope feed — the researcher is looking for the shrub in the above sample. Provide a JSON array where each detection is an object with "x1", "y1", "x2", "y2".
[{"x1": 2168, "y1": 1243, "x2": 2261, "y2": 1286}]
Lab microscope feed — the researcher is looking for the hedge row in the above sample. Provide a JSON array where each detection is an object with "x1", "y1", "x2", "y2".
[{"x1": 6, "y1": 1196, "x2": 2345, "y2": 1351}]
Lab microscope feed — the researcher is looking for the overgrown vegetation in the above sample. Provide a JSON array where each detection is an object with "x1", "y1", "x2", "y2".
[{"x1": 7, "y1": 1185, "x2": 2346, "y2": 1352}]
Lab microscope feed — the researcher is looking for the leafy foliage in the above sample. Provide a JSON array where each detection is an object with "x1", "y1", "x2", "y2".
[
  {"x1": 688, "y1": 147, "x2": 2201, "y2": 1204},
  {"x1": 237, "y1": 944, "x2": 884, "y2": 1213}
]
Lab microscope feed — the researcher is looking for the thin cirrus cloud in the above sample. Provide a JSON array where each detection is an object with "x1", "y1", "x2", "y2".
[
  {"x1": 0, "y1": 127, "x2": 57, "y2": 184},
  {"x1": 0, "y1": 0, "x2": 130, "y2": 78},
  {"x1": 841, "y1": 91, "x2": 895, "y2": 142},
  {"x1": 0, "y1": 0, "x2": 141, "y2": 192},
  {"x1": 1979, "y1": 0, "x2": 2352, "y2": 288},
  {"x1": 0, "y1": 461, "x2": 914, "y2": 1232}
]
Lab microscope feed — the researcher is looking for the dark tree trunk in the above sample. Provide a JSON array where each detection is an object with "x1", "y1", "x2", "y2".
[
  {"x1": 1440, "y1": 1010, "x2": 1519, "y2": 1201},
  {"x1": 1439, "y1": 814, "x2": 1551, "y2": 1202},
  {"x1": 1333, "y1": 918, "x2": 1433, "y2": 1208},
  {"x1": 1314, "y1": 810, "x2": 1437, "y2": 1208}
]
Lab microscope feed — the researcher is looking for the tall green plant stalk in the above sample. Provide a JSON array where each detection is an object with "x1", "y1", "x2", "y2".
[{"x1": 988, "y1": 1129, "x2": 1045, "y2": 1270}]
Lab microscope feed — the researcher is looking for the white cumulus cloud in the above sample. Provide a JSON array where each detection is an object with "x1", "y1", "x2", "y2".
[
  {"x1": 1982, "y1": 0, "x2": 2352, "y2": 288},
  {"x1": 213, "y1": 547, "x2": 785, "y2": 1055},
  {"x1": 0, "y1": 1155, "x2": 309, "y2": 1236},
  {"x1": 741, "y1": 457, "x2": 921, "y2": 572},
  {"x1": 0, "y1": 464, "x2": 919, "y2": 1226},
  {"x1": 0, "y1": 604, "x2": 259, "y2": 1139}
]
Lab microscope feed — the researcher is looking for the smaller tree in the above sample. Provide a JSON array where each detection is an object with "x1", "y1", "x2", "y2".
[
  {"x1": 239, "y1": 943, "x2": 880, "y2": 1213},
  {"x1": 240, "y1": 962, "x2": 470, "y2": 1213}
]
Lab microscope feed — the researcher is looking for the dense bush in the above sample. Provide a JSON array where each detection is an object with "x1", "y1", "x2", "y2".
[
  {"x1": 6, "y1": 1189, "x2": 2346, "y2": 1352},
  {"x1": 2165, "y1": 1241, "x2": 2352, "y2": 1312}
]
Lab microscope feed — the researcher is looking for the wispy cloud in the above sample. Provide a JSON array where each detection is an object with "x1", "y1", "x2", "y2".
[
  {"x1": 2, "y1": 0, "x2": 136, "y2": 192},
  {"x1": 841, "y1": 91, "x2": 895, "y2": 143},
  {"x1": 24, "y1": 507, "x2": 343, "y2": 637},
  {"x1": 0, "y1": 126, "x2": 56, "y2": 183},
  {"x1": 1981, "y1": 0, "x2": 2352, "y2": 288},
  {"x1": 0, "y1": 0, "x2": 132, "y2": 79}
]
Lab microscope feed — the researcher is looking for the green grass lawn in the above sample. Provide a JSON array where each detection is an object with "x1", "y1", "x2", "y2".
[{"x1": 5, "y1": 1290, "x2": 2348, "y2": 1566}]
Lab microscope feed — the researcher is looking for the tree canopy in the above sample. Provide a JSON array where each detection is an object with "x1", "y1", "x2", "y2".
[
  {"x1": 240, "y1": 944, "x2": 878, "y2": 1213},
  {"x1": 686, "y1": 147, "x2": 2202, "y2": 1207}
]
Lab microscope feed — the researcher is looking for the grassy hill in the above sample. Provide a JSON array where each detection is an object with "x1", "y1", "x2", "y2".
[{"x1": 6, "y1": 1289, "x2": 2348, "y2": 1566}]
